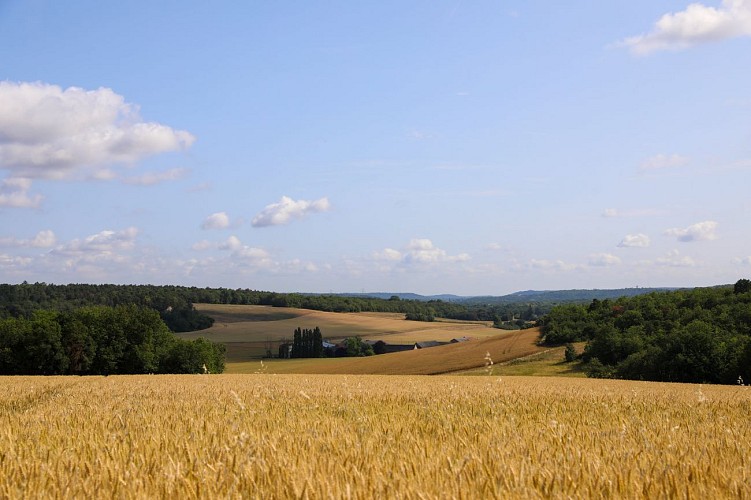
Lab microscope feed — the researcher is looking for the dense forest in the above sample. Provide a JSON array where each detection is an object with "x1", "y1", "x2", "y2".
[
  {"x1": 0, "y1": 282, "x2": 549, "y2": 327},
  {"x1": 0, "y1": 305, "x2": 225, "y2": 375},
  {"x1": 541, "y1": 279, "x2": 751, "y2": 384}
]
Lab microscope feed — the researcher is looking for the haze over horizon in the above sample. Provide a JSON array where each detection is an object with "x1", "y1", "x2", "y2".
[{"x1": 1, "y1": 1, "x2": 750, "y2": 296}]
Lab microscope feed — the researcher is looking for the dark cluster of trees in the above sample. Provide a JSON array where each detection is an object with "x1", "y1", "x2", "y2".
[
  {"x1": 340, "y1": 337, "x2": 375, "y2": 357},
  {"x1": 279, "y1": 327, "x2": 375, "y2": 358},
  {"x1": 0, "y1": 283, "x2": 215, "y2": 332},
  {"x1": 541, "y1": 280, "x2": 751, "y2": 384},
  {"x1": 288, "y1": 327, "x2": 324, "y2": 358},
  {"x1": 405, "y1": 310, "x2": 435, "y2": 322},
  {"x1": 0, "y1": 305, "x2": 225, "y2": 375}
]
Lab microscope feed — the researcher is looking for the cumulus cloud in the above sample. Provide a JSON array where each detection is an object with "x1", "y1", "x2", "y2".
[
  {"x1": 0, "y1": 230, "x2": 56, "y2": 248},
  {"x1": 655, "y1": 249, "x2": 697, "y2": 267},
  {"x1": 51, "y1": 227, "x2": 138, "y2": 257},
  {"x1": 665, "y1": 220, "x2": 718, "y2": 242},
  {"x1": 29, "y1": 227, "x2": 143, "y2": 278},
  {"x1": 404, "y1": 239, "x2": 470, "y2": 264},
  {"x1": 201, "y1": 212, "x2": 231, "y2": 230},
  {"x1": 373, "y1": 239, "x2": 469, "y2": 268},
  {"x1": 0, "y1": 81, "x2": 194, "y2": 179},
  {"x1": 588, "y1": 253, "x2": 622, "y2": 267},
  {"x1": 252, "y1": 196, "x2": 330, "y2": 227},
  {"x1": 210, "y1": 235, "x2": 317, "y2": 274},
  {"x1": 218, "y1": 236, "x2": 270, "y2": 262},
  {"x1": 640, "y1": 153, "x2": 689, "y2": 170},
  {"x1": 219, "y1": 235, "x2": 243, "y2": 252},
  {"x1": 123, "y1": 167, "x2": 189, "y2": 186},
  {"x1": 618, "y1": 233, "x2": 651, "y2": 248},
  {"x1": 373, "y1": 248, "x2": 403, "y2": 261},
  {"x1": 619, "y1": 0, "x2": 751, "y2": 55},
  {"x1": 0, "y1": 177, "x2": 42, "y2": 208},
  {"x1": 0, "y1": 253, "x2": 32, "y2": 270}
]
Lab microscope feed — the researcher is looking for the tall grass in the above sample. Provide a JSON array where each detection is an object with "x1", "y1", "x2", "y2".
[{"x1": 1, "y1": 375, "x2": 750, "y2": 498}]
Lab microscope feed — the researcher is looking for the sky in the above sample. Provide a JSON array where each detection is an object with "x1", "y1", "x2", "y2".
[{"x1": 0, "y1": 0, "x2": 750, "y2": 296}]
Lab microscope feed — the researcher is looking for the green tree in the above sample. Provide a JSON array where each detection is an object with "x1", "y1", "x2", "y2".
[
  {"x1": 59, "y1": 314, "x2": 96, "y2": 374},
  {"x1": 734, "y1": 279, "x2": 751, "y2": 295},
  {"x1": 344, "y1": 337, "x2": 374, "y2": 357},
  {"x1": 564, "y1": 343, "x2": 577, "y2": 363}
]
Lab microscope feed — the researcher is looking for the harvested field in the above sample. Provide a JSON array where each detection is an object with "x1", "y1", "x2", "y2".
[
  {"x1": 180, "y1": 303, "x2": 503, "y2": 362},
  {"x1": 228, "y1": 328, "x2": 546, "y2": 375},
  {"x1": 2, "y1": 375, "x2": 750, "y2": 498}
]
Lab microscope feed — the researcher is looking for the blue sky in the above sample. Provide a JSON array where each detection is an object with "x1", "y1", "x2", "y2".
[{"x1": 1, "y1": 1, "x2": 750, "y2": 295}]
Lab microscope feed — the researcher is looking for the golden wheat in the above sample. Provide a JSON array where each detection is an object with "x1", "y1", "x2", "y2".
[{"x1": 1, "y1": 375, "x2": 750, "y2": 498}]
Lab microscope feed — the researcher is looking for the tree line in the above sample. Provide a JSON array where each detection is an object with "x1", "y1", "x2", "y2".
[
  {"x1": 0, "y1": 305, "x2": 225, "y2": 375},
  {"x1": 0, "y1": 283, "x2": 551, "y2": 328},
  {"x1": 541, "y1": 279, "x2": 751, "y2": 384}
]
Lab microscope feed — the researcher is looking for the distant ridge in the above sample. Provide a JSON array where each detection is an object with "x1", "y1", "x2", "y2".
[
  {"x1": 332, "y1": 287, "x2": 678, "y2": 304},
  {"x1": 332, "y1": 292, "x2": 464, "y2": 302}
]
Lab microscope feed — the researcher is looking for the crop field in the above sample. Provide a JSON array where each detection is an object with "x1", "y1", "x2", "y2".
[
  {"x1": 228, "y1": 328, "x2": 547, "y2": 375},
  {"x1": 179, "y1": 304, "x2": 502, "y2": 362},
  {"x1": 2, "y1": 375, "x2": 750, "y2": 498}
]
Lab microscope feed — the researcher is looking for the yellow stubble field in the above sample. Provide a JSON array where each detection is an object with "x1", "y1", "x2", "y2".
[
  {"x1": 2, "y1": 374, "x2": 750, "y2": 498},
  {"x1": 229, "y1": 327, "x2": 547, "y2": 375},
  {"x1": 178, "y1": 304, "x2": 505, "y2": 363}
]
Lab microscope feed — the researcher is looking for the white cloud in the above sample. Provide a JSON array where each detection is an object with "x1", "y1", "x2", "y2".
[
  {"x1": 32, "y1": 227, "x2": 142, "y2": 278},
  {"x1": 665, "y1": 220, "x2": 718, "y2": 242},
  {"x1": 640, "y1": 153, "x2": 689, "y2": 170},
  {"x1": 0, "y1": 253, "x2": 32, "y2": 269},
  {"x1": 52, "y1": 227, "x2": 138, "y2": 257},
  {"x1": 588, "y1": 253, "x2": 622, "y2": 267},
  {"x1": 618, "y1": 233, "x2": 651, "y2": 248},
  {"x1": 201, "y1": 212, "x2": 231, "y2": 230},
  {"x1": 373, "y1": 239, "x2": 470, "y2": 268},
  {"x1": 0, "y1": 230, "x2": 56, "y2": 248},
  {"x1": 123, "y1": 167, "x2": 189, "y2": 186},
  {"x1": 218, "y1": 236, "x2": 268, "y2": 261},
  {"x1": 252, "y1": 196, "x2": 330, "y2": 227},
  {"x1": 0, "y1": 177, "x2": 42, "y2": 208},
  {"x1": 0, "y1": 81, "x2": 195, "y2": 179},
  {"x1": 404, "y1": 238, "x2": 470, "y2": 264},
  {"x1": 656, "y1": 249, "x2": 697, "y2": 267},
  {"x1": 219, "y1": 235, "x2": 243, "y2": 251},
  {"x1": 736, "y1": 256, "x2": 751, "y2": 265},
  {"x1": 210, "y1": 235, "x2": 316, "y2": 274},
  {"x1": 619, "y1": 0, "x2": 751, "y2": 55},
  {"x1": 373, "y1": 248, "x2": 403, "y2": 261}
]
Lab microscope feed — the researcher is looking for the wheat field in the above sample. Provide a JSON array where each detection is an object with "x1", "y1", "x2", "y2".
[{"x1": 2, "y1": 374, "x2": 750, "y2": 498}]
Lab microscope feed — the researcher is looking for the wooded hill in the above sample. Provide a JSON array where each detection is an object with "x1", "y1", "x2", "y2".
[
  {"x1": 0, "y1": 283, "x2": 672, "y2": 330},
  {"x1": 541, "y1": 279, "x2": 751, "y2": 384}
]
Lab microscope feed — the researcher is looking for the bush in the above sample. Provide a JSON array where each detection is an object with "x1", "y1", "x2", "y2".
[{"x1": 564, "y1": 344, "x2": 577, "y2": 363}]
